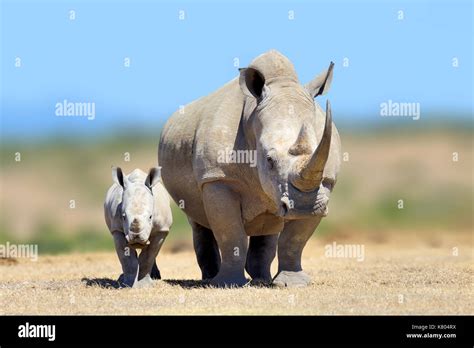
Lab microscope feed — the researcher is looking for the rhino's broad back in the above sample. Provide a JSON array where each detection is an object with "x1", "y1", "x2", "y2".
[{"x1": 159, "y1": 78, "x2": 278, "y2": 232}]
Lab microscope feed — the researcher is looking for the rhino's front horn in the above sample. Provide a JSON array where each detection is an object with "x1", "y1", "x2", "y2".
[{"x1": 292, "y1": 100, "x2": 332, "y2": 192}]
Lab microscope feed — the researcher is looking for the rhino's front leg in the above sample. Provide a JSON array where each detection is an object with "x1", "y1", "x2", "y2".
[
  {"x1": 136, "y1": 231, "x2": 168, "y2": 287},
  {"x1": 202, "y1": 182, "x2": 248, "y2": 287},
  {"x1": 112, "y1": 231, "x2": 138, "y2": 288},
  {"x1": 273, "y1": 217, "x2": 321, "y2": 288}
]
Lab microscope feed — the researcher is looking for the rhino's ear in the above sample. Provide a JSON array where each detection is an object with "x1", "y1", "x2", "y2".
[
  {"x1": 112, "y1": 166, "x2": 127, "y2": 189},
  {"x1": 145, "y1": 167, "x2": 161, "y2": 190},
  {"x1": 306, "y1": 62, "x2": 334, "y2": 98},
  {"x1": 239, "y1": 67, "x2": 267, "y2": 99}
]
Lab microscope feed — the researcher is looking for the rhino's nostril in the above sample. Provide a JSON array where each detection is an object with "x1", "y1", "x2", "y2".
[
  {"x1": 280, "y1": 197, "x2": 291, "y2": 216},
  {"x1": 130, "y1": 218, "x2": 141, "y2": 232}
]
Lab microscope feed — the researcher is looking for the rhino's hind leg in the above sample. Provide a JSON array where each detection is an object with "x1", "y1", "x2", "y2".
[
  {"x1": 150, "y1": 261, "x2": 161, "y2": 280},
  {"x1": 273, "y1": 218, "x2": 321, "y2": 288},
  {"x1": 190, "y1": 219, "x2": 221, "y2": 280},
  {"x1": 246, "y1": 235, "x2": 278, "y2": 286}
]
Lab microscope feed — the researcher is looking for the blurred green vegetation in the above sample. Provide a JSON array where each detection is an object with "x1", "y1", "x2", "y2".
[
  {"x1": 0, "y1": 205, "x2": 191, "y2": 254},
  {"x1": 0, "y1": 125, "x2": 472, "y2": 254}
]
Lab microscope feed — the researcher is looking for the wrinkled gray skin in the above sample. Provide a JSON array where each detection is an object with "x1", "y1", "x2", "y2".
[
  {"x1": 159, "y1": 50, "x2": 341, "y2": 287},
  {"x1": 104, "y1": 167, "x2": 172, "y2": 288}
]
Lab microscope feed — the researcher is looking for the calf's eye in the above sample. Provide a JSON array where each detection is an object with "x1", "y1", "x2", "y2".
[
  {"x1": 266, "y1": 155, "x2": 275, "y2": 169},
  {"x1": 149, "y1": 215, "x2": 153, "y2": 220}
]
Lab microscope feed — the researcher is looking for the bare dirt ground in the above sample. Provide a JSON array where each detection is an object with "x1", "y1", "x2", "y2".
[{"x1": 1, "y1": 232, "x2": 472, "y2": 315}]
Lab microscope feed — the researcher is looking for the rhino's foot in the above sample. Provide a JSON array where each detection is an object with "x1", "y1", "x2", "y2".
[
  {"x1": 134, "y1": 274, "x2": 154, "y2": 288},
  {"x1": 249, "y1": 277, "x2": 273, "y2": 287},
  {"x1": 117, "y1": 273, "x2": 136, "y2": 288},
  {"x1": 202, "y1": 268, "x2": 219, "y2": 281},
  {"x1": 210, "y1": 272, "x2": 248, "y2": 288},
  {"x1": 273, "y1": 271, "x2": 311, "y2": 288}
]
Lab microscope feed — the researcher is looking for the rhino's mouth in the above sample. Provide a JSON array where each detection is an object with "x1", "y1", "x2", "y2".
[
  {"x1": 125, "y1": 234, "x2": 150, "y2": 248},
  {"x1": 278, "y1": 183, "x2": 329, "y2": 220},
  {"x1": 127, "y1": 241, "x2": 149, "y2": 249}
]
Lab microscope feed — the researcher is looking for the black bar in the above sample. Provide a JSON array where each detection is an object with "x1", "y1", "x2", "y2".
[{"x1": 0, "y1": 316, "x2": 472, "y2": 346}]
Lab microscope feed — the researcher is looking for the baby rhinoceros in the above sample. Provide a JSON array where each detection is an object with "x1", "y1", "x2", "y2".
[{"x1": 104, "y1": 167, "x2": 172, "y2": 288}]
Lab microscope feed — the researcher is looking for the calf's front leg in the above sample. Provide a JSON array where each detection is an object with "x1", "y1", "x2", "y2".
[
  {"x1": 136, "y1": 231, "x2": 168, "y2": 287},
  {"x1": 112, "y1": 231, "x2": 138, "y2": 288}
]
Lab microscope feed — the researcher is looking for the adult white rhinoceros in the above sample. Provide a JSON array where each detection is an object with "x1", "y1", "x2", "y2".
[{"x1": 159, "y1": 50, "x2": 341, "y2": 287}]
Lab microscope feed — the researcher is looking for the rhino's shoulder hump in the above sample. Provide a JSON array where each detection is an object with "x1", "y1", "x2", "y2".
[{"x1": 192, "y1": 78, "x2": 246, "y2": 184}]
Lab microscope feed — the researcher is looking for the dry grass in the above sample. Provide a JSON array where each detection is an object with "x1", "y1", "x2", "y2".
[{"x1": 1, "y1": 232, "x2": 472, "y2": 315}]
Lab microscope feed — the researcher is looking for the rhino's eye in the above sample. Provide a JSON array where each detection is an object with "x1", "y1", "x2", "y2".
[
  {"x1": 149, "y1": 215, "x2": 153, "y2": 220},
  {"x1": 266, "y1": 155, "x2": 275, "y2": 169}
]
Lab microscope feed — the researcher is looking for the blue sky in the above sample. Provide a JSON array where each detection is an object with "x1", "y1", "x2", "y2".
[{"x1": 1, "y1": 0, "x2": 472, "y2": 139}]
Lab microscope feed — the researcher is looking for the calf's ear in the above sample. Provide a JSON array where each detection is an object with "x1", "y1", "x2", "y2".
[
  {"x1": 112, "y1": 166, "x2": 127, "y2": 189},
  {"x1": 145, "y1": 167, "x2": 161, "y2": 189},
  {"x1": 306, "y1": 62, "x2": 334, "y2": 98},
  {"x1": 239, "y1": 67, "x2": 267, "y2": 100}
]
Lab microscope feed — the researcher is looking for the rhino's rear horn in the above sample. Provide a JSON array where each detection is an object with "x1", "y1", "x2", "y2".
[{"x1": 292, "y1": 100, "x2": 332, "y2": 192}]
